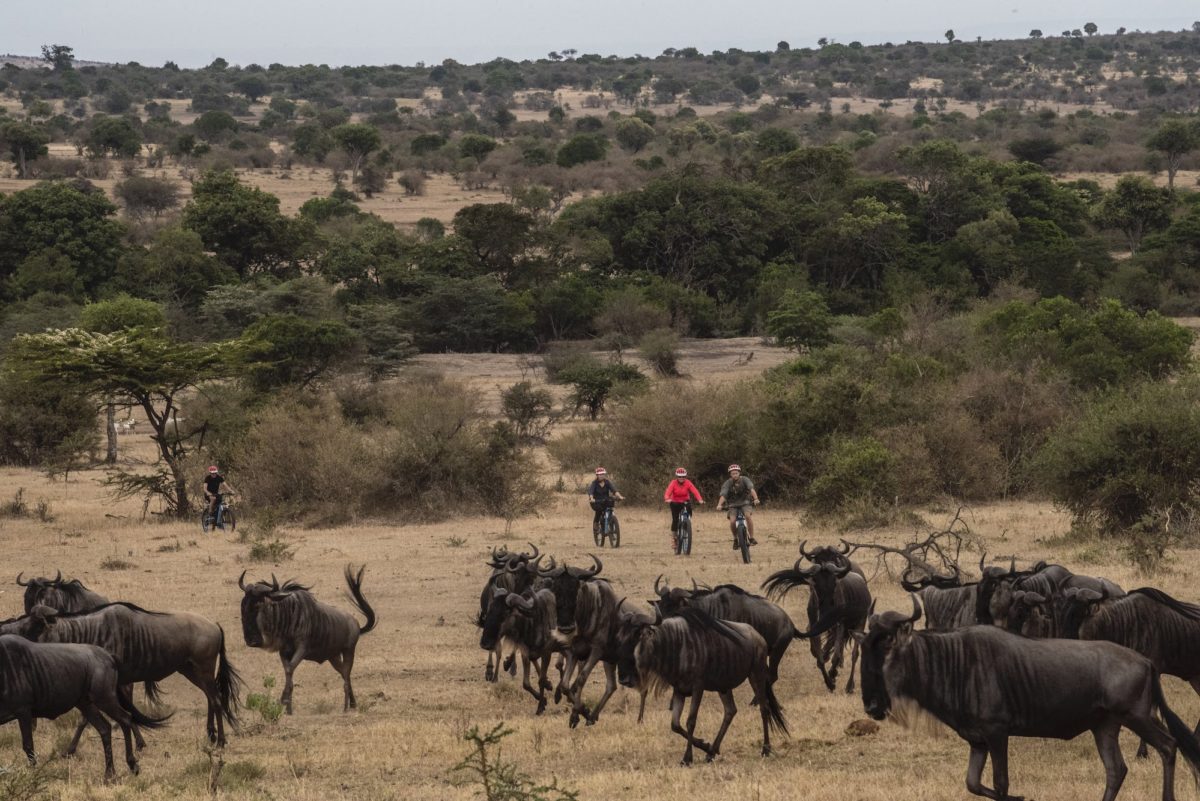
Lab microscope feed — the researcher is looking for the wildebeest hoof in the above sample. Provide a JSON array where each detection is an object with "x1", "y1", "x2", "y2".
[
  {"x1": 705, "y1": 753, "x2": 717, "y2": 763},
  {"x1": 585, "y1": 716, "x2": 596, "y2": 727},
  {"x1": 129, "y1": 762, "x2": 140, "y2": 776},
  {"x1": 761, "y1": 746, "x2": 772, "y2": 757},
  {"x1": 680, "y1": 757, "x2": 693, "y2": 767},
  {"x1": 845, "y1": 685, "x2": 855, "y2": 694},
  {"x1": 568, "y1": 713, "x2": 580, "y2": 729},
  {"x1": 749, "y1": 697, "x2": 760, "y2": 707}
]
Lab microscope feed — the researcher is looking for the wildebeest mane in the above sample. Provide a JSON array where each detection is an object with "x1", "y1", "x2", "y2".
[
  {"x1": 1132, "y1": 587, "x2": 1200, "y2": 621},
  {"x1": 671, "y1": 607, "x2": 745, "y2": 643},
  {"x1": 46, "y1": 601, "x2": 167, "y2": 618}
]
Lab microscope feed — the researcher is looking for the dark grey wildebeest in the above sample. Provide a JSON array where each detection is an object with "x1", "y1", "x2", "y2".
[
  {"x1": 652, "y1": 577, "x2": 799, "y2": 692},
  {"x1": 0, "y1": 635, "x2": 168, "y2": 781},
  {"x1": 798, "y1": 540, "x2": 864, "y2": 577},
  {"x1": 762, "y1": 559, "x2": 872, "y2": 692},
  {"x1": 478, "y1": 587, "x2": 559, "y2": 714},
  {"x1": 239, "y1": 565, "x2": 376, "y2": 714},
  {"x1": 901, "y1": 567, "x2": 979, "y2": 631},
  {"x1": 858, "y1": 596, "x2": 1200, "y2": 801},
  {"x1": 615, "y1": 606, "x2": 787, "y2": 766},
  {"x1": 17, "y1": 572, "x2": 108, "y2": 614},
  {"x1": 977, "y1": 559, "x2": 1074, "y2": 626},
  {"x1": 477, "y1": 544, "x2": 541, "y2": 682},
  {"x1": 16, "y1": 602, "x2": 241, "y2": 749},
  {"x1": 537, "y1": 555, "x2": 622, "y2": 727}
]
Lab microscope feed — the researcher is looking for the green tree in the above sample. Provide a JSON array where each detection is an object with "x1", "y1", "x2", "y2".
[
  {"x1": 1146, "y1": 119, "x2": 1200, "y2": 191},
  {"x1": 1094, "y1": 176, "x2": 1174, "y2": 252},
  {"x1": 459, "y1": 133, "x2": 498, "y2": 163},
  {"x1": 1030, "y1": 29, "x2": 1043, "y2": 38},
  {"x1": 330, "y1": 123, "x2": 382, "y2": 185},
  {"x1": 112, "y1": 227, "x2": 236, "y2": 310},
  {"x1": 766, "y1": 289, "x2": 834, "y2": 350},
  {"x1": 235, "y1": 74, "x2": 271, "y2": 102},
  {"x1": 238, "y1": 314, "x2": 359, "y2": 391},
  {"x1": 40, "y1": 44, "x2": 74, "y2": 71},
  {"x1": 1083, "y1": 21, "x2": 1098, "y2": 35},
  {"x1": 1007, "y1": 136, "x2": 1062, "y2": 166},
  {"x1": 6, "y1": 328, "x2": 236, "y2": 515},
  {"x1": 113, "y1": 175, "x2": 180, "y2": 218},
  {"x1": 181, "y1": 170, "x2": 306, "y2": 277},
  {"x1": 556, "y1": 133, "x2": 608, "y2": 167},
  {"x1": 945, "y1": 29, "x2": 955, "y2": 43},
  {"x1": 410, "y1": 133, "x2": 447, "y2": 156},
  {"x1": 614, "y1": 117, "x2": 655, "y2": 153},
  {"x1": 193, "y1": 110, "x2": 239, "y2": 141},
  {"x1": 451, "y1": 204, "x2": 534, "y2": 281},
  {"x1": 0, "y1": 121, "x2": 50, "y2": 178},
  {"x1": 84, "y1": 116, "x2": 142, "y2": 159}
]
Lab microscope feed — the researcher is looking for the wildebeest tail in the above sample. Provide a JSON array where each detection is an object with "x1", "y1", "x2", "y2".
[
  {"x1": 345, "y1": 563, "x2": 377, "y2": 634},
  {"x1": 793, "y1": 606, "x2": 843, "y2": 641},
  {"x1": 143, "y1": 679, "x2": 164, "y2": 706},
  {"x1": 1152, "y1": 670, "x2": 1200, "y2": 785},
  {"x1": 761, "y1": 678, "x2": 789, "y2": 736},
  {"x1": 216, "y1": 624, "x2": 244, "y2": 728},
  {"x1": 118, "y1": 689, "x2": 172, "y2": 730},
  {"x1": 761, "y1": 568, "x2": 806, "y2": 602}
]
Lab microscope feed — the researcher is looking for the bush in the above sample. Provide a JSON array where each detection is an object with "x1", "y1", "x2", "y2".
[
  {"x1": 0, "y1": 374, "x2": 98, "y2": 467},
  {"x1": 556, "y1": 134, "x2": 609, "y2": 168},
  {"x1": 767, "y1": 290, "x2": 834, "y2": 350},
  {"x1": 1036, "y1": 378, "x2": 1200, "y2": 542},
  {"x1": 638, "y1": 328, "x2": 681, "y2": 376},
  {"x1": 500, "y1": 381, "x2": 556, "y2": 443},
  {"x1": 558, "y1": 362, "x2": 647, "y2": 420},
  {"x1": 541, "y1": 342, "x2": 599, "y2": 383},
  {"x1": 807, "y1": 436, "x2": 897, "y2": 513}
]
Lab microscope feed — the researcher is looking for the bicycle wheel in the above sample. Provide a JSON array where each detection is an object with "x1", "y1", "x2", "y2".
[
  {"x1": 738, "y1": 521, "x2": 751, "y2": 564},
  {"x1": 200, "y1": 511, "x2": 211, "y2": 533},
  {"x1": 679, "y1": 519, "x2": 691, "y2": 556},
  {"x1": 224, "y1": 506, "x2": 237, "y2": 533},
  {"x1": 609, "y1": 516, "x2": 620, "y2": 548},
  {"x1": 593, "y1": 519, "x2": 604, "y2": 547}
]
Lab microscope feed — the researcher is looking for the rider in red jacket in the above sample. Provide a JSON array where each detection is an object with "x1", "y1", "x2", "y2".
[{"x1": 663, "y1": 467, "x2": 704, "y2": 550}]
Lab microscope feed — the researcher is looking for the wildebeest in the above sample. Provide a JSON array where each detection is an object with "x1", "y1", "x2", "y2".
[
  {"x1": 615, "y1": 606, "x2": 787, "y2": 765},
  {"x1": 858, "y1": 596, "x2": 1200, "y2": 801},
  {"x1": 16, "y1": 572, "x2": 109, "y2": 613},
  {"x1": 762, "y1": 558, "x2": 872, "y2": 692},
  {"x1": 0, "y1": 635, "x2": 168, "y2": 780},
  {"x1": 977, "y1": 559, "x2": 1073, "y2": 626},
  {"x1": 478, "y1": 587, "x2": 558, "y2": 714},
  {"x1": 900, "y1": 566, "x2": 979, "y2": 631},
  {"x1": 653, "y1": 577, "x2": 799, "y2": 690},
  {"x1": 477, "y1": 544, "x2": 542, "y2": 682},
  {"x1": 537, "y1": 555, "x2": 621, "y2": 727},
  {"x1": 15, "y1": 601, "x2": 241, "y2": 749},
  {"x1": 1004, "y1": 590, "x2": 1058, "y2": 638},
  {"x1": 239, "y1": 564, "x2": 376, "y2": 714},
  {"x1": 798, "y1": 540, "x2": 864, "y2": 577}
]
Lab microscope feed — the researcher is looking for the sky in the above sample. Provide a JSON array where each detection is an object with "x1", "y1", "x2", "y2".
[{"x1": 5, "y1": 0, "x2": 1199, "y2": 68}]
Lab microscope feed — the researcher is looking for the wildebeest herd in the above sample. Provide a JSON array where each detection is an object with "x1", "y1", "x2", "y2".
[
  {"x1": 0, "y1": 566, "x2": 374, "y2": 781},
  {"x1": 478, "y1": 542, "x2": 1200, "y2": 800}
]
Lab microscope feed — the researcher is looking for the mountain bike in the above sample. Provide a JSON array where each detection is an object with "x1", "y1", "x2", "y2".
[
  {"x1": 674, "y1": 502, "x2": 693, "y2": 556},
  {"x1": 733, "y1": 506, "x2": 751, "y2": 564},
  {"x1": 201, "y1": 494, "x2": 237, "y2": 533},
  {"x1": 593, "y1": 501, "x2": 620, "y2": 548}
]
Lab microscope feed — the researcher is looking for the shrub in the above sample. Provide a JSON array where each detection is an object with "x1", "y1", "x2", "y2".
[
  {"x1": 1036, "y1": 378, "x2": 1200, "y2": 541},
  {"x1": 638, "y1": 328, "x2": 681, "y2": 376},
  {"x1": 541, "y1": 342, "x2": 600, "y2": 383},
  {"x1": 0, "y1": 374, "x2": 98, "y2": 468},
  {"x1": 451, "y1": 724, "x2": 578, "y2": 801},
  {"x1": 594, "y1": 289, "x2": 670, "y2": 352},
  {"x1": 500, "y1": 381, "x2": 556, "y2": 443},
  {"x1": 556, "y1": 134, "x2": 609, "y2": 168},
  {"x1": 559, "y1": 362, "x2": 647, "y2": 419},
  {"x1": 398, "y1": 169, "x2": 426, "y2": 196},
  {"x1": 767, "y1": 290, "x2": 834, "y2": 350},
  {"x1": 807, "y1": 436, "x2": 897, "y2": 513}
]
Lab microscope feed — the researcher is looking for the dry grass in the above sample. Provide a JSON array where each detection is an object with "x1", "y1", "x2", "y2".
[{"x1": 1, "y1": 339, "x2": 1199, "y2": 799}]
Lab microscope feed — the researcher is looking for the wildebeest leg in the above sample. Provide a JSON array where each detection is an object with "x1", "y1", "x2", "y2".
[
  {"x1": 706, "y1": 691, "x2": 737, "y2": 762},
  {"x1": 504, "y1": 646, "x2": 517, "y2": 676},
  {"x1": 1092, "y1": 724, "x2": 1128, "y2": 801},
  {"x1": 487, "y1": 643, "x2": 503, "y2": 683},
  {"x1": 179, "y1": 665, "x2": 220, "y2": 745},
  {"x1": 64, "y1": 716, "x2": 88, "y2": 757},
  {"x1": 79, "y1": 703, "x2": 117, "y2": 782},
  {"x1": 825, "y1": 628, "x2": 846, "y2": 692},
  {"x1": 121, "y1": 684, "x2": 147, "y2": 750},
  {"x1": 965, "y1": 742, "x2": 999, "y2": 800},
  {"x1": 584, "y1": 662, "x2": 618, "y2": 726},
  {"x1": 681, "y1": 690, "x2": 708, "y2": 766},
  {"x1": 809, "y1": 630, "x2": 833, "y2": 692},
  {"x1": 518, "y1": 654, "x2": 546, "y2": 714},
  {"x1": 556, "y1": 651, "x2": 577, "y2": 704},
  {"x1": 1190, "y1": 676, "x2": 1200, "y2": 741},
  {"x1": 485, "y1": 650, "x2": 495, "y2": 682},
  {"x1": 279, "y1": 646, "x2": 306, "y2": 715},
  {"x1": 567, "y1": 651, "x2": 602, "y2": 728},
  {"x1": 987, "y1": 737, "x2": 1021, "y2": 801},
  {"x1": 845, "y1": 632, "x2": 862, "y2": 694},
  {"x1": 90, "y1": 690, "x2": 141, "y2": 776},
  {"x1": 1123, "y1": 714, "x2": 1178, "y2": 801},
  {"x1": 17, "y1": 713, "x2": 36, "y2": 767},
  {"x1": 328, "y1": 651, "x2": 357, "y2": 711},
  {"x1": 667, "y1": 690, "x2": 711, "y2": 764}
]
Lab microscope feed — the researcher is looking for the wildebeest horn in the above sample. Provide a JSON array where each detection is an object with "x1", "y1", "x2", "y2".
[
  {"x1": 830, "y1": 562, "x2": 852, "y2": 578},
  {"x1": 691, "y1": 578, "x2": 699, "y2": 593},
  {"x1": 238, "y1": 570, "x2": 248, "y2": 591},
  {"x1": 270, "y1": 574, "x2": 280, "y2": 591},
  {"x1": 654, "y1": 574, "x2": 667, "y2": 597},
  {"x1": 1077, "y1": 588, "x2": 1103, "y2": 602},
  {"x1": 1011, "y1": 590, "x2": 1026, "y2": 603},
  {"x1": 1008, "y1": 557, "x2": 1016, "y2": 574},
  {"x1": 798, "y1": 540, "x2": 814, "y2": 559},
  {"x1": 1024, "y1": 592, "x2": 1046, "y2": 605},
  {"x1": 900, "y1": 567, "x2": 927, "y2": 591},
  {"x1": 538, "y1": 557, "x2": 564, "y2": 578},
  {"x1": 907, "y1": 594, "x2": 923, "y2": 624},
  {"x1": 15, "y1": 573, "x2": 27, "y2": 587},
  {"x1": 526, "y1": 542, "x2": 539, "y2": 561},
  {"x1": 54, "y1": 570, "x2": 62, "y2": 584},
  {"x1": 582, "y1": 554, "x2": 602, "y2": 578},
  {"x1": 652, "y1": 605, "x2": 663, "y2": 625},
  {"x1": 979, "y1": 551, "x2": 987, "y2": 573},
  {"x1": 838, "y1": 539, "x2": 851, "y2": 555}
]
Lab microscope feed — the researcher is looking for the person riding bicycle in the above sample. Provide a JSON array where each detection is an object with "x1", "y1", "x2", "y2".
[
  {"x1": 202, "y1": 465, "x2": 237, "y2": 523},
  {"x1": 663, "y1": 467, "x2": 704, "y2": 551},
  {"x1": 716, "y1": 464, "x2": 759, "y2": 550},
  {"x1": 587, "y1": 468, "x2": 624, "y2": 538}
]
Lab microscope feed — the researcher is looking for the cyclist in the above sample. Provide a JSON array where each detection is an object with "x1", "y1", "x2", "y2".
[
  {"x1": 202, "y1": 465, "x2": 237, "y2": 525},
  {"x1": 587, "y1": 468, "x2": 624, "y2": 538},
  {"x1": 715, "y1": 464, "x2": 759, "y2": 550},
  {"x1": 663, "y1": 467, "x2": 704, "y2": 551}
]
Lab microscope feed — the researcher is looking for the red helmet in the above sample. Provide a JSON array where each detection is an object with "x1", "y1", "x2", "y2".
[
  {"x1": 595, "y1": 467, "x2": 607, "y2": 476},
  {"x1": 674, "y1": 467, "x2": 687, "y2": 477},
  {"x1": 207, "y1": 465, "x2": 220, "y2": 474},
  {"x1": 727, "y1": 464, "x2": 741, "y2": 473}
]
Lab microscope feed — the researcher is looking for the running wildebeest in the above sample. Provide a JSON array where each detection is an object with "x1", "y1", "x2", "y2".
[
  {"x1": 239, "y1": 564, "x2": 376, "y2": 714},
  {"x1": 762, "y1": 558, "x2": 872, "y2": 692},
  {"x1": 857, "y1": 596, "x2": 1200, "y2": 801},
  {"x1": 537, "y1": 555, "x2": 621, "y2": 727},
  {"x1": 653, "y1": 577, "x2": 799, "y2": 690},
  {"x1": 17, "y1": 572, "x2": 108, "y2": 613},
  {"x1": 615, "y1": 606, "x2": 787, "y2": 766},
  {"x1": 797, "y1": 540, "x2": 865, "y2": 577},
  {"x1": 16, "y1": 601, "x2": 241, "y2": 749},
  {"x1": 0, "y1": 635, "x2": 168, "y2": 781},
  {"x1": 478, "y1": 586, "x2": 559, "y2": 714},
  {"x1": 477, "y1": 544, "x2": 541, "y2": 682},
  {"x1": 900, "y1": 566, "x2": 979, "y2": 631}
]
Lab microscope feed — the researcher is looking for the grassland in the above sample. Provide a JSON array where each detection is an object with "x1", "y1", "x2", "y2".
[{"x1": 0, "y1": 343, "x2": 1198, "y2": 801}]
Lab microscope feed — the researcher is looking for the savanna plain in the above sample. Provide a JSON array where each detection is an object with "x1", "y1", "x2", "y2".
[{"x1": 2, "y1": 343, "x2": 1198, "y2": 801}]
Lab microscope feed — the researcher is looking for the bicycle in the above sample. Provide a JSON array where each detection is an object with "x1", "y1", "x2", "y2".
[
  {"x1": 201, "y1": 494, "x2": 237, "y2": 533},
  {"x1": 732, "y1": 506, "x2": 751, "y2": 564},
  {"x1": 593, "y1": 501, "x2": 620, "y2": 548},
  {"x1": 676, "y1": 503, "x2": 696, "y2": 553}
]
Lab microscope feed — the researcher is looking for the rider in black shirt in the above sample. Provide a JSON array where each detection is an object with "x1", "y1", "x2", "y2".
[
  {"x1": 587, "y1": 467, "x2": 625, "y2": 537},
  {"x1": 202, "y1": 465, "x2": 237, "y2": 520}
]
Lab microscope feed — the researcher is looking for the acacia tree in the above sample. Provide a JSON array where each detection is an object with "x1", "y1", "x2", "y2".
[
  {"x1": 6, "y1": 328, "x2": 236, "y2": 516},
  {"x1": 0, "y1": 121, "x2": 50, "y2": 178},
  {"x1": 1146, "y1": 119, "x2": 1200, "y2": 191},
  {"x1": 330, "y1": 124, "x2": 381, "y2": 186}
]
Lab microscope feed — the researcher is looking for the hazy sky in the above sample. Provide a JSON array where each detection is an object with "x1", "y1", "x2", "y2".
[{"x1": 6, "y1": 0, "x2": 1199, "y2": 67}]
